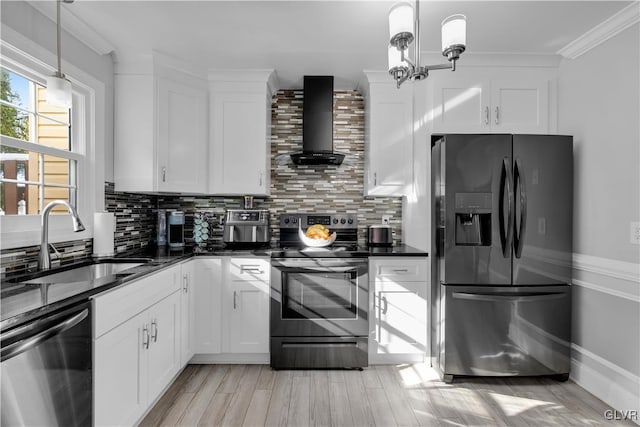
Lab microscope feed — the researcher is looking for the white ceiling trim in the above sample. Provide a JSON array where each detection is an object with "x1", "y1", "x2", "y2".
[
  {"x1": 557, "y1": 2, "x2": 640, "y2": 59},
  {"x1": 26, "y1": 0, "x2": 116, "y2": 56}
]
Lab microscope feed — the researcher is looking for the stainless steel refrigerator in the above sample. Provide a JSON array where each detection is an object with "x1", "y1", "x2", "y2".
[{"x1": 431, "y1": 134, "x2": 572, "y2": 383}]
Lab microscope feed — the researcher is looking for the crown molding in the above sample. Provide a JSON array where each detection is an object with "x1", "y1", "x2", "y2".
[
  {"x1": 558, "y1": 2, "x2": 640, "y2": 59},
  {"x1": 26, "y1": 1, "x2": 115, "y2": 56}
]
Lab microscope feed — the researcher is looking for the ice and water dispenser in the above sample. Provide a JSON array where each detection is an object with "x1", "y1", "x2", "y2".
[{"x1": 454, "y1": 193, "x2": 492, "y2": 246}]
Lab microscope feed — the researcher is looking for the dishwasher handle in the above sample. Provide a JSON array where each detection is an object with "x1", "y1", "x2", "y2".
[{"x1": 1, "y1": 308, "x2": 88, "y2": 362}]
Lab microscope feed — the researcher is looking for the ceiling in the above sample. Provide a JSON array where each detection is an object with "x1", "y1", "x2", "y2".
[{"x1": 56, "y1": 1, "x2": 632, "y2": 88}]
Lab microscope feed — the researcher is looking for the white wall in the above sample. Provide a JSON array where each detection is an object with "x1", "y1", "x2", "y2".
[
  {"x1": 558, "y1": 23, "x2": 640, "y2": 415},
  {"x1": 0, "y1": 0, "x2": 115, "y2": 183}
]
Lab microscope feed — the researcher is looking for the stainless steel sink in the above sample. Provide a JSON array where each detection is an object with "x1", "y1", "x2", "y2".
[{"x1": 24, "y1": 262, "x2": 144, "y2": 284}]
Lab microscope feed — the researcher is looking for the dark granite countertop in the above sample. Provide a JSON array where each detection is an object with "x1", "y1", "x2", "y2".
[{"x1": 1, "y1": 243, "x2": 427, "y2": 331}]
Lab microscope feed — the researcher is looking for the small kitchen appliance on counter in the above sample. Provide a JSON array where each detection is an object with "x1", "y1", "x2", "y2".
[
  {"x1": 367, "y1": 224, "x2": 393, "y2": 247},
  {"x1": 222, "y1": 209, "x2": 270, "y2": 247},
  {"x1": 167, "y1": 211, "x2": 185, "y2": 249}
]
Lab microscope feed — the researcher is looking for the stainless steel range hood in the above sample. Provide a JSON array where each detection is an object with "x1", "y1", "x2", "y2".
[{"x1": 290, "y1": 76, "x2": 345, "y2": 165}]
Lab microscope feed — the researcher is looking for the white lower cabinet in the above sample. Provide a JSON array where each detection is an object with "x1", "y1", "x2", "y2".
[
  {"x1": 192, "y1": 256, "x2": 269, "y2": 362},
  {"x1": 180, "y1": 260, "x2": 195, "y2": 364},
  {"x1": 193, "y1": 258, "x2": 223, "y2": 354},
  {"x1": 93, "y1": 265, "x2": 181, "y2": 427},
  {"x1": 94, "y1": 311, "x2": 147, "y2": 427},
  {"x1": 369, "y1": 257, "x2": 429, "y2": 364},
  {"x1": 225, "y1": 280, "x2": 270, "y2": 353}
]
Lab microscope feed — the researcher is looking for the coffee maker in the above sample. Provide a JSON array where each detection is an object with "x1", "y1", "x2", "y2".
[{"x1": 167, "y1": 211, "x2": 185, "y2": 249}]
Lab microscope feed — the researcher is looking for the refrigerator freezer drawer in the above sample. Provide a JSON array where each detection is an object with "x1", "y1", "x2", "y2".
[{"x1": 441, "y1": 285, "x2": 571, "y2": 378}]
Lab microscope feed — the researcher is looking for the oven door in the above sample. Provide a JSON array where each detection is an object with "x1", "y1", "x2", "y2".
[{"x1": 270, "y1": 258, "x2": 369, "y2": 337}]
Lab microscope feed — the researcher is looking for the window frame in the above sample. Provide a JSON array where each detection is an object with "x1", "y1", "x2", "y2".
[{"x1": 1, "y1": 30, "x2": 104, "y2": 249}]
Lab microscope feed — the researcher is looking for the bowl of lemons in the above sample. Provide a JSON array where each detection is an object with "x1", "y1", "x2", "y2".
[{"x1": 298, "y1": 223, "x2": 337, "y2": 247}]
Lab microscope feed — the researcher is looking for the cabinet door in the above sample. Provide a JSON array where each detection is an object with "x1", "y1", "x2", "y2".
[
  {"x1": 431, "y1": 76, "x2": 490, "y2": 133},
  {"x1": 180, "y1": 261, "x2": 195, "y2": 364},
  {"x1": 193, "y1": 258, "x2": 223, "y2": 354},
  {"x1": 375, "y1": 282, "x2": 426, "y2": 355},
  {"x1": 366, "y1": 83, "x2": 413, "y2": 196},
  {"x1": 210, "y1": 92, "x2": 269, "y2": 195},
  {"x1": 147, "y1": 291, "x2": 181, "y2": 402},
  {"x1": 491, "y1": 79, "x2": 549, "y2": 133},
  {"x1": 157, "y1": 77, "x2": 208, "y2": 193},
  {"x1": 226, "y1": 280, "x2": 270, "y2": 353},
  {"x1": 94, "y1": 311, "x2": 147, "y2": 427}
]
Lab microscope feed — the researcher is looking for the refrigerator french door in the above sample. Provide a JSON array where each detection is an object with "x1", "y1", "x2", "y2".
[{"x1": 431, "y1": 134, "x2": 573, "y2": 382}]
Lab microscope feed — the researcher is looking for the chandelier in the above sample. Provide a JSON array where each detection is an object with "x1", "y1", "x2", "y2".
[{"x1": 388, "y1": 1, "x2": 467, "y2": 88}]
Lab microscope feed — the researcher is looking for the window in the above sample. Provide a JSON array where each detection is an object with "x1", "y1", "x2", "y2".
[{"x1": 1, "y1": 67, "x2": 79, "y2": 216}]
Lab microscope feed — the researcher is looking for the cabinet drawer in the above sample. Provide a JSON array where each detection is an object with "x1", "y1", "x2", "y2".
[
  {"x1": 229, "y1": 258, "x2": 269, "y2": 282},
  {"x1": 94, "y1": 266, "x2": 180, "y2": 338},
  {"x1": 371, "y1": 258, "x2": 428, "y2": 282}
]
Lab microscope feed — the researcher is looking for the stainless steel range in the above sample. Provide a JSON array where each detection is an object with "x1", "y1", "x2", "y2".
[{"x1": 270, "y1": 213, "x2": 369, "y2": 369}]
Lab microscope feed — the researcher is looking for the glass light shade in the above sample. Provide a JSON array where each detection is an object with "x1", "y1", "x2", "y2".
[
  {"x1": 441, "y1": 14, "x2": 467, "y2": 51},
  {"x1": 46, "y1": 75, "x2": 72, "y2": 108},
  {"x1": 389, "y1": 2, "x2": 414, "y2": 42},
  {"x1": 388, "y1": 45, "x2": 405, "y2": 71}
]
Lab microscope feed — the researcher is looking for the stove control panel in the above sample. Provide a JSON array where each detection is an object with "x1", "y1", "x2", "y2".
[{"x1": 280, "y1": 213, "x2": 358, "y2": 229}]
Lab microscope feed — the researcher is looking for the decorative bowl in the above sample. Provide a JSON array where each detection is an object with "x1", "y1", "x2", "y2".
[{"x1": 298, "y1": 224, "x2": 337, "y2": 247}]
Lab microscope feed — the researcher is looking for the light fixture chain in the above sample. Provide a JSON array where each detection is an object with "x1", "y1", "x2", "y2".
[{"x1": 56, "y1": 0, "x2": 63, "y2": 78}]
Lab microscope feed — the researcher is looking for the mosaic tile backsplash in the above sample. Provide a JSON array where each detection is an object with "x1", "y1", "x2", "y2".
[
  {"x1": 1, "y1": 89, "x2": 403, "y2": 272},
  {"x1": 0, "y1": 239, "x2": 93, "y2": 277}
]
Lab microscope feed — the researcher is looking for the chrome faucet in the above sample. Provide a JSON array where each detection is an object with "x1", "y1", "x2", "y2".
[{"x1": 39, "y1": 200, "x2": 86, "y2": 270}]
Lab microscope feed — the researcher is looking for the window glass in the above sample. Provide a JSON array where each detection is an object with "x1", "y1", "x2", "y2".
[{"x1": 0, "y1": 67, "x2": 76, "y2": 216}]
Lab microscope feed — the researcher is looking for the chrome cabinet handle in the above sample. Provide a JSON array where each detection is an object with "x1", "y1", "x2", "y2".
[
  {"x1": 484, "y1": 106, "x2": 489, "y2": 125},
  {"x1": 233, "y1": 291, "x2": 237, "y2": 309},
  {"x1": 142, "y1": 324, "x2": 150, "y2": 349},
  {"x1": 183, "y1": 274, "x2": 188, "y2": 293},
  {"x1": 162, "y1": 166, "x2": 167, "y2": 182},
  {"x1": 495, "y1": 106, "x2": 500, "y2": 125},
  {"x1": 151, "y1": 319, "x2": 158, "y2": 343},
  {"x1": 240, "y1": 265, "x2": 263, "y2": 274},
  {"x1": 393, "y1": 269, "x2": 409, "y2": 273},
  {"x1": 381, "y1": 296, "x2": 388, "y2": 315},
  {"x1": 373, "y1": 172, "x2": 377, "y2": 186},
  {"x1": 259, "y1": 171, "x2": 263, "y2": 186}
]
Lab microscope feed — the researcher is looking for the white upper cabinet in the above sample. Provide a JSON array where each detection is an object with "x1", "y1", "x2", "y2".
[
  {"x1": 430, "y1": 67, "x2": 554, "y2": 134},
  {"x1": 209, "y1": 71, "x2": 276, "y2": 196},
  {"x1": 114, "y1": 53, "x2": 208, "y2": 193},
  {"x1": 361, "y1": 72, "x2": 413, "y2": 197}
]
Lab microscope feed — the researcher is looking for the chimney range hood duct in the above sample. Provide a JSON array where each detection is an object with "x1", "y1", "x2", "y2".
[{"x1": 290, "y1": 76, "x2": 345, "y2": 165}]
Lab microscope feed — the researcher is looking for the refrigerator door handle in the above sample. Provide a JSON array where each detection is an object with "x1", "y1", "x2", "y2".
[
  {"x1": 514, "y1": 158, "x2": 527, "y2": 258},
  {"x1": 499, "y1": 157, "x2": 514, "y2": 258},
  {"x1": 452, "y1": 291, "x2": 566, "y2": 302}
]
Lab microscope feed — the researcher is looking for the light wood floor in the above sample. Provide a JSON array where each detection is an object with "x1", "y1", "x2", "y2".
[{"x1": 141, "y1": 363, "x2": 632, "y2": 427}]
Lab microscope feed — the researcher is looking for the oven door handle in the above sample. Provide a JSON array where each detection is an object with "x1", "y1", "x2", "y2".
[{"x1": 1, "y1": 308, "x2": 88, "y2": 362}]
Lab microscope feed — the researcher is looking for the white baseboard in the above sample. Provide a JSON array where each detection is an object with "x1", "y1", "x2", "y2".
[
  {"x1": 571, "y1": 343, "x2": 640, "y2": 424},
  {"x1": 190, "y1": 353, "x2": 269, "y2": 364},
  {"x1": 369, "y1": 353, "x2": 425, "y2": 365}
]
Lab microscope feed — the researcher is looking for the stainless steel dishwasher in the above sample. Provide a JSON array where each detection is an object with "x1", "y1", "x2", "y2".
[{"x1": 1, "y1": 301, "x2": 92, "y2": 426}]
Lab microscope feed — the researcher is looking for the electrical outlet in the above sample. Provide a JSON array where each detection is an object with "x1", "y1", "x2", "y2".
[
  {"x1": 631, "y1": 222, "x2": 640, "y2": 245},
  {"x1": 382, "y1": 215, "x2": 391, "y2": 225}
]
